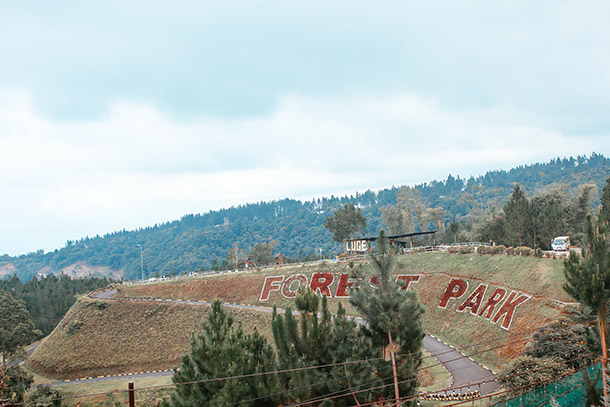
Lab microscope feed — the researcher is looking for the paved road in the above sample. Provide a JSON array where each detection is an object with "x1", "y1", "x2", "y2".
[
  {"x1": 52, "y1": 288, "x2": 497, "y2": 394},
  {"x1": 7, "y1": 343, "x2": 40, "y2": 368},
  {"x1": 423, "y1": 335, "x2": 498, "y2": 395}
]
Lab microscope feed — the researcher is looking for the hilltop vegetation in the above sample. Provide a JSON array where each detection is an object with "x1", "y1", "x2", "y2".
[
  {"x1": 2, "y1": 153, "x2": 609, "y2": 281},
  {"x1": 0, "y1": 274, "x2": 113, "y2": 336}
]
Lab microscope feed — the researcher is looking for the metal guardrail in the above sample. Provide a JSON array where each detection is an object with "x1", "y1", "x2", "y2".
[
  {"x1": 121, "y1": 243, "x2": 508, "y2": 286},
  {"x1": 122, "y1": 243, "x2": 505, "y2": 286},
  {"x1": 122, "y1": 254, "x2": 371, "y2": 286}
]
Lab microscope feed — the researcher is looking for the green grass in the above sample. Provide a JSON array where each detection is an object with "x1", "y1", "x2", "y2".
[
  {"x1": 419, "y1": 351, "x2": 452, "y2": 393},
  {"x1": 48, "y1": 375, "x2": 173, "y2": 407}
]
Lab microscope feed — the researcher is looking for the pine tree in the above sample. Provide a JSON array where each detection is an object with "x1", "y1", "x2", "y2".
[
  {"x1": 601, "y1": 176, "x2": 610, "y2": 226},
  {"x1": 272, "y1": 289, "x2": 374, "y2": 406},
  {"x1": 564, "y1": 216, "x2": 610, "y2": 405},
  {"x1": 0, "y1": 289, "x2": 39, "y2": 403},
  {"x1": 504, "y1": 185, "x2": 531, "y2": 247},
  {"x1": 0, "y1": 289, "x2": 40, "y2": 367},
  {"x1": 324, "y1": 204, "x2": 367, "y2": 242},
  {"x1": 349, "y1": 230, "x2": 425, "y2": 406},
  {"x1": 169, "y1": 300, "x2": 278, "y2": 407}
]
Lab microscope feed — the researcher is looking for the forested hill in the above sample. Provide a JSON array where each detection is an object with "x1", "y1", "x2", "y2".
[{"x1": 2, "y1": 153, "x2": 610, "y2": 281}]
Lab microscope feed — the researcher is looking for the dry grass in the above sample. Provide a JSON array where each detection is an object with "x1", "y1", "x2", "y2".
[{"x1": 27, "y1": 297, "x2": 272, "y2": 380}]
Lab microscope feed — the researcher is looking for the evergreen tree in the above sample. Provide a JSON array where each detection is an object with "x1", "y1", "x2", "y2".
[
  {"x1": 564, "y1": 216, "x2": 610, "y2": 405},
  {"x1": 601, "y1": 176, "x2": 610, "y2": 226},
  {"x1": 532, "y1": 193, "x2": 566, "y2": 250},
  {"x1": 272, "y1": 289, "x2": 375, "y2": 406},
  {"x1": 504, "y1": 185, "x2": 530, "y2": 247},
  {"x1": 349, "y1": 230, "x2": 425, "y2": 405},
  {"x1": 169, "y1": 300, "x2": 278, "y2": 407},
  {"x1": 0, "y1": 365, "x2": 34, "y2": 404},
  {"x1": 324, "y1": 204, "x2": 367, "y2": 243},
  {"x1": 584, "y1": 368, "x2": 603, "y2": 407},
  {"x1": 0, "y1": 289, "x2": 39, "y2": 404},
  {"x1": 0, "y1": 289, "x2": 41, "y2": 366}
]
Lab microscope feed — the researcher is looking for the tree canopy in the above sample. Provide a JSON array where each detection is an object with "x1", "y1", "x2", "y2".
[
  {"x1": 169, "y1": 300, "x2": 278, "y2": 407},
  {"x1": 324, "y1": 203, "x2": 367, "y2": 243},
  {"x1": 0, "y1": 289, "x2": 40, "y2": 364},
  {"x1": 349, "y1": 230, "x2": 425, "y2": 404},
  {"x1": 3, "y1": 153, "x2": 609, "y2": 280}
]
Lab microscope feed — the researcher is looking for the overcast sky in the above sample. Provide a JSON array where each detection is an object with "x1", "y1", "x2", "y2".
[{"x1": 1, "y1": 1, "x2": 609, "y2": 256}]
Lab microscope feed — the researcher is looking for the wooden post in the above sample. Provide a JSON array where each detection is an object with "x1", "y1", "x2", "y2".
[
  {"x1": 128, "y1": 381, "x2": 135, "y2": 407},
  {"x1": 388, "y1": 331, "x2": 400, "y2": 406},
  {"x1": 598, "y1": 304, "x2": 609, "y2": 406}
]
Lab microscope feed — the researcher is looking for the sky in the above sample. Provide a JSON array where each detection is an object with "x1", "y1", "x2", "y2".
[{"x1": 1, "y1": 1, "x2": 609, "y2": 256}]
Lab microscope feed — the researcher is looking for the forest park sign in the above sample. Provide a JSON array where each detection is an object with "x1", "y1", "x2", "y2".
[{"x1": 259, "y1": 273, "x2": 530, "y2": 331}]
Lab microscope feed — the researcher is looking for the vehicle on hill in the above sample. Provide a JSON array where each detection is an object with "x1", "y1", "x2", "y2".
[{"x1": 551, "y1": 236, "x2": 571, "y2": 251}]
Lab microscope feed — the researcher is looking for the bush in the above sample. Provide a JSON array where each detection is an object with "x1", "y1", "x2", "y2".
[
  {"x1": 458, "y1": 246, "x2": 475, "y2": 254},
  {"x1": 535, "y1": 248, "x2": 544, "y2": 258},
  {"x1": 494, "y1": 245, "x2": 507, "y2": 255},
  {"x1": 65, "y1": 320, "x2": 83, "y2": 336},
  {"x1": 477, "y1": 245, "x2": 506, "y2": 256},
  {"x1": 505, "y1": 247, "x2": 515, "y2": 256},
  {"x1": 499, "y1": 356, "x2": 570, "y2": 394},
  {"x1": 515, "y1": 246, "x2": 534, "y2": 257},
  {"x1": 525, "y1": 320, "x2": 593, "y2": 370},
  {"x1": 447, "y1": 246, "x2": 460, "y2": 254},
  {"x1": 28, "y1": 384, "x2": 62, "y2": 407}
]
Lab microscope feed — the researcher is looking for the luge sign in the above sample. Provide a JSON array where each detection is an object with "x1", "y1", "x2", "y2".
[{"x1": 259, "y1": 274, "x2": 530, "y2": 331}]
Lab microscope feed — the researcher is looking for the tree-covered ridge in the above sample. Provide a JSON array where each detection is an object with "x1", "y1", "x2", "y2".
[
  {"x1": 0, "y1": 274, "x2": 112, "y2": 336},
  {"x1": 2, "y1": 153, "x2": 609, "y2": 281}
]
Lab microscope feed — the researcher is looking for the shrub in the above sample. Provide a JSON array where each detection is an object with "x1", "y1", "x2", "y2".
[
  {"x1": 515, "y1": 246, "x2": 534, "y2": 257},
  {"x1": 458, "y1": 246, "x2": 475, "y2": 254},
  {"x1": 65, "y1": 320, "x2": 83, "y2": 336},
  {"x1": 499, "y1": 356, "x2": 570, "y2": 394},
  {"x1": 494, "y1": 245, "x2": 507, "y2": 255},
  {"x1": 447, "y1": 246, "x2": 460, "y2": 254},
  {"x1": 525, "y1": 320, "x2": 593, "y2": 370}
]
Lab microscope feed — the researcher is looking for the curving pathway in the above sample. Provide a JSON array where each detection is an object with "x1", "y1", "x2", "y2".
[{"x1": 49, "y1": 287, "x2": 498, "y2": 396}]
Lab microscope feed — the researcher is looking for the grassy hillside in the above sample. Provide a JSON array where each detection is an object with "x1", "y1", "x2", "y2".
[
  {"x1": 27, "y1": 251, "x2": 573, "y2": 385},
  {"x1": 114, "y1": 252, "x2": 570, "y2": 370},
  {"x1": 27, "y1": 297, "x2": 273, "y2": 380}
]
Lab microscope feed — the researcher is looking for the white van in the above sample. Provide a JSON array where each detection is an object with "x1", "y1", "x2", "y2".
[{"x1": 551, "y1": 236, "x2": 570, "y2": 251}]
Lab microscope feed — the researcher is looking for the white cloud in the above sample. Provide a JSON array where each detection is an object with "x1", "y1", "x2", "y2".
[{"x1": 0, "y1": 90, "x2": 608, "y2": 255}]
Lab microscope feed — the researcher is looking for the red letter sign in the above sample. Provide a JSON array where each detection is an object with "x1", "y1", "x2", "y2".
[
  {"x1": 310, "y1": 272, "x2": 335, "y2": 297},
  {"x1": 477, "y1": 288, "x2": 507, "y2": 319},
  {"x1": 438, "y1": 278, "x2": 468, "y2": 308},
  {"x1": 491, "y1": 291, "x2": 531, "y2": 330},
  {"x1": 396, "y1": 275, "x2": 421, "y2": 290},
  {"x1": 259, "y1": 276, "x2": 284, "y2": 301},
  {"x1": 282, "y1": 274, "x2": 308, "y2": 299},
  {"x1": 457, "y1": 284, "x2": 487, "y2": 315},
  {"x1": 335, "y1": 273, "x2": 353, "y2": 298}
]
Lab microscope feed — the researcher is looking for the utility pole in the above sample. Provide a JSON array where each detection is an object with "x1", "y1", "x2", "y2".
[
  {"x1": 138, "y1": 244, "x2": 144, "y2": 281},
  {"x1": 388, "y1": 331, "x2": 400, "y2": 406}
]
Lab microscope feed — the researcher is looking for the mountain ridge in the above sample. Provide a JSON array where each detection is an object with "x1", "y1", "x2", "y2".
[{"x1": 2, "y1": 152, "x2": 609, "y2": 281}]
